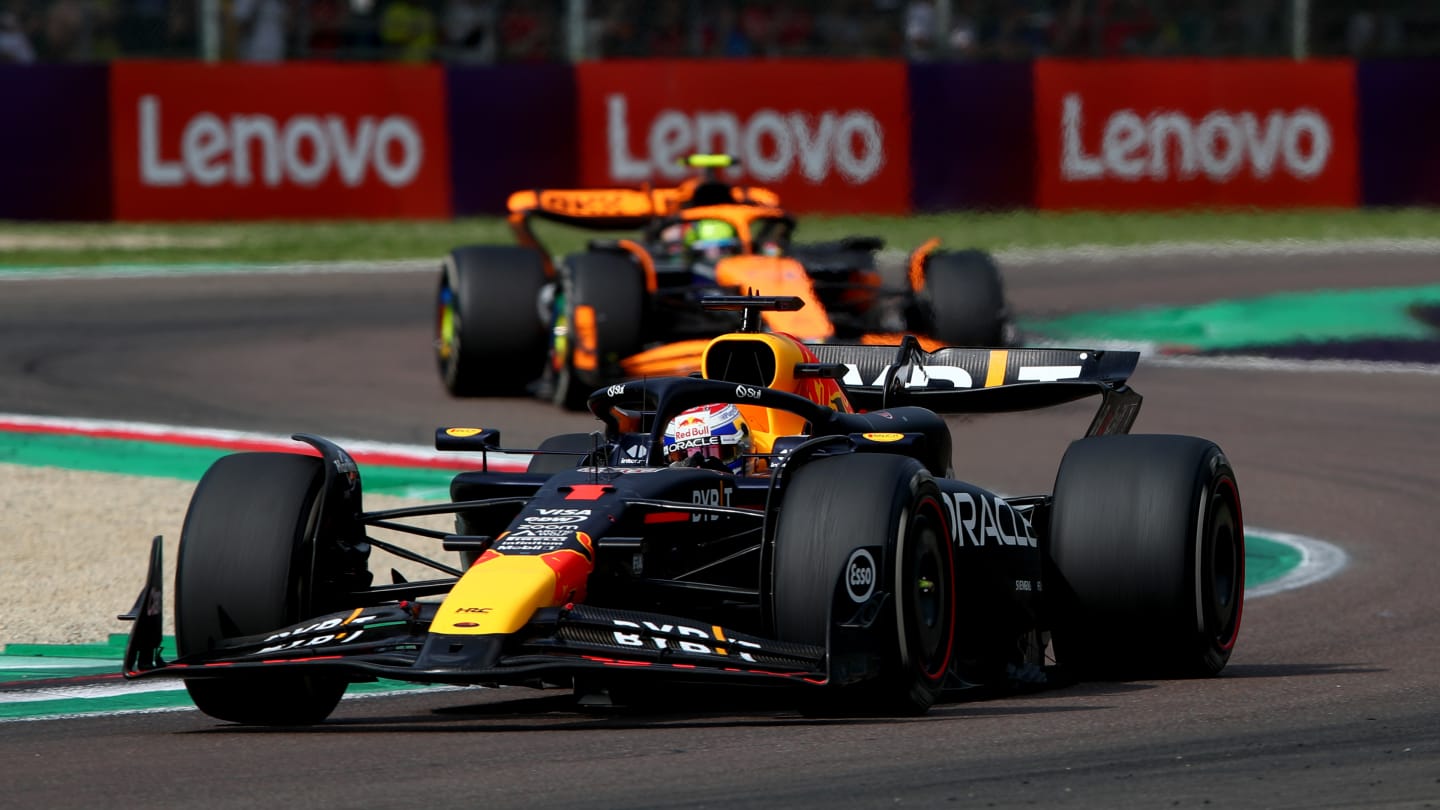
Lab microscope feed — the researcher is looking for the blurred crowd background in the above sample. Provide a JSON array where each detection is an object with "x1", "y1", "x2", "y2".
[{"x1": 1, "y1": 0, "x2": 1436, "y2": 65}]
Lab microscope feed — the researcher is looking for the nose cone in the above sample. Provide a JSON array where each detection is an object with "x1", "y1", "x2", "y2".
[{"x1": 433, "y1": 537, "x2": 594, "y2": 636}]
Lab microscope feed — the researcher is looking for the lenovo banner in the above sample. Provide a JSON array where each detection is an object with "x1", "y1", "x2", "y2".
[
  {"x1": 909, "y1": 62, "x2": 1035, "y2": 211},
  {"x1": 577, "y1": 61, "x2": 910, "y2": 214},
  {"x1": 1034, "y1": 60, "x2": 1358, "y2": 210},
  {"x1": 446, "y1": 64, "x2": 577, "y2": 216},
  {"x1": 1358, "y1": 60, "x2": 1440, "y2": 206},
  {"x1": 0, "y1": 65, "x2": 112, "y2": 221},
  {"x1": 110, "y1": 62, "x2": 451, "y2": 220}
]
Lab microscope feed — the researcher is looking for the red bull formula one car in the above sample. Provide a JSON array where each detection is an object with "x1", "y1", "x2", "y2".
[
  {"x1": 435, "y1": 154, "x2": 1010, "y2": 409},
  {"x1": 124, "y1": 297, "x2": 1242, "y2": 726}
]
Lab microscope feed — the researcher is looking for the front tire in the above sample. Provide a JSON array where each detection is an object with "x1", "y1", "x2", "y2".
[
  {"x1": 772, "y1": 454, "x2": 954, "y2": 715},
  {"x1": 175, "y1": 453, "x2": 353, "y2": 725},
  {"x1": 1046, "y1": 434, "x2": 1244, "y2": 679},
  {"x1": 436, "y1": 245, "x2": 549, "y2": 396}
]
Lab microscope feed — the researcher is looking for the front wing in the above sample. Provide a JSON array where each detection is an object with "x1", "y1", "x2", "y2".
[{"x1": 121, "y1": 539, "x2": 828, "y2": 689}]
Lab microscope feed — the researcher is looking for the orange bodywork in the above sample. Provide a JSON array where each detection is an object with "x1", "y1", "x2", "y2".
[
  {"x1": 908, "y1": 237, "x2": 942, "y2": 292},
  {"x1": 713, "y1": 256, "x2": 834, "y2": 342},
  {"x1": 618, "y1": 339, "x2": 712, "y2": 378},
  {"x1": 861, "y1": 332, "x2": 947, "y2": 352},
  {"x1": 699, "y1": 332, "x2": 851, "y2": 455}
]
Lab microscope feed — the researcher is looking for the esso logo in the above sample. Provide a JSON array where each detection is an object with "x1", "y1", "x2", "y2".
[
  {"x1": 844, "y1": 548, "x2": 877, "y2": 603},
  {"x1": 735, "y1": 384, "x2": 763, "y2": 399}
]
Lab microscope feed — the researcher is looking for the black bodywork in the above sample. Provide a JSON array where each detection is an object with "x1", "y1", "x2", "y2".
[{"x1": 122, "y1": 324, "x2": 1145, "y2": 709}]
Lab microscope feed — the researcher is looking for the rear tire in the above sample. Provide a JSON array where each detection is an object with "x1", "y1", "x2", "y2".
[
  {"x1": 550, "y1": 252, "x2": 647, "y2": 411},
  {"x1": 175, "y1": 453, "x2": 352, "y2": 725},
  {"x1": 436, "y1": 245, "x2": 549, "y2": 396},
  {"x1": 915, "y1": 249, "x2": 1008, "y2": 346},
  {"x1": 773, "y1": 454, "x2": 954, "y2": 715},
  {"x1": 1046, "y1": 435, "x2": 1244, "y2": 679}
]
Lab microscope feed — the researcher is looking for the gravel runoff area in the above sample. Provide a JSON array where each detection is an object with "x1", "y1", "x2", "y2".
[{"x1": 0, "y1": 463, "x2": 451, "y2": 646}]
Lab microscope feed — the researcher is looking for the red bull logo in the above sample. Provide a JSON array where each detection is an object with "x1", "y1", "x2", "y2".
[{"x1": 672, "y1": 416, "x2": 710, "y2": 442}]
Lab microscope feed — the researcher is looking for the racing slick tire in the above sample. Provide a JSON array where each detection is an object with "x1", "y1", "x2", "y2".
[
  {"x1": 1046, "y1": 435, "x2": 1244, "y2": 679},
  {"x1": 550, "y1": 251, "x2": 646, "y2": 411},
  {"x1": 773, "y1": 454, "x2": 955, "y2": 715},
  {"x1": 913, "y1": 249, "x2": 1008, "y2": 346},
  {"x1": 175, "y1": 453, "x2": 352, "y2": 725},
  {"x1": 436, "y1": 245, "x2": 549, "y2": 397}
]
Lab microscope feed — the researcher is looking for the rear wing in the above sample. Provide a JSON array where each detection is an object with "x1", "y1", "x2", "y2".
[
  {"x1": 506, "y1": 184, "x2": 784, "y2": 231},
  {"x1": 807, "y1": 338, "x2": 1143, "y2": 437}
]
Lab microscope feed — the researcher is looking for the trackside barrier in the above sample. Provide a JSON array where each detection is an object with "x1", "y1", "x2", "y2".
[
  {"x1": 1032, "y1": 59, "x2": 1359, "y2": 211},
  {"x1": 1358, "y1": 60, "x2": 1440, "y2": 206},
  {"x1": 908, "y1": 62, "x2": 1035, "y2": 212},
  {"x1": 575, "y1": 60, "x2": 912, "y2": 214},
  {"x1": 108, "y1": 62, "x2": 452, "y2": 220},
  {"x1": 0, "y1": 65, "x2": 113, "y2": 221},
  {"x1": 446, "y1": 64, "x2": 578, "y2": 216},
  {"x1": 1, "y1": 59, "x2": 1431, "y2": 220}
]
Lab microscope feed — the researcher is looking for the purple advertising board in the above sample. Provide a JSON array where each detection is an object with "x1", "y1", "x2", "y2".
[
  {"x1": 1358, "y1": 60, "x2": 1440, "y2": 206},
  {"x1": 445, "y1": 64, "x2": 578, "y2": 216},
  {"x1": 0, "y1": 65, "x2": 112, "y2": 220},
  {"x1": 908, "y1": 62, "x2": 1035, "y2": 211}
]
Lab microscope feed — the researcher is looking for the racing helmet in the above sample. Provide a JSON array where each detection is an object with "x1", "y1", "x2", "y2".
[
  {"x1": 684, "y1": 219, "x2": 741, "y2": 259},
  {"x1": 663, "y1": 403, "x2": 752, "y2": 474}
]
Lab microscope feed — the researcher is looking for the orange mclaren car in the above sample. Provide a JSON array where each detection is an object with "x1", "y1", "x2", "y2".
[{"x1": 435, "y1": 154, "x2": 1011, "y2": 409}]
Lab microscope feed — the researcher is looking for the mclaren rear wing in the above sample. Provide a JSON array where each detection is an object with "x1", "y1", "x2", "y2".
[{"x1": 807, "y1": 337, "x2": 1143, "y2": 437}]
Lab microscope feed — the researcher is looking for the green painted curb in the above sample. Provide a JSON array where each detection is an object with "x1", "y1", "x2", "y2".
[{"x1": 1021, "y1": 284, "x2": 1440, "y2": 351}]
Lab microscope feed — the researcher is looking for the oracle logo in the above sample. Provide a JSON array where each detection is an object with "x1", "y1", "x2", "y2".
[
  {"x1": 136, "y1": 95, "x2": 425, "y2": 189},
  {"x1": 605, "y1": 94, "x2": 885, "y2": 185},
  {"x1": 1060, "y1": 93, "x2": 1332, "y2": 183}
]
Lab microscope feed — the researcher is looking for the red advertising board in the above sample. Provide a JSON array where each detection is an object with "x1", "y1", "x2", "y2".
[
  {"x1": 577, "y1": 61, "x2": 910, "y2": 214},
  {"x1": 111, "y1": 62, "x2": 451, "y2": 220},
  {"x1": 1034, "y1": 60, "x2": 1357, "y2": 210}
]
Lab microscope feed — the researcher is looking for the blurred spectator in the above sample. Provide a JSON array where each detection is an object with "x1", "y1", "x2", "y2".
[
  {"x1": 642, "y1": 0, "x2": 686, "y2": 57},
  {"x1": 709, "y1": 2, "x2": 753, "y2": 57},
  {"x1": 1095, "y1": 0, "x2": 1156, "y2": 55},
  {"x1": 442, "y1": 0, "x2": 496, "y2": 62},
  {"x1": 10, "y1": 0, "x2": 1440, "y2": 62},
  {"x1": 379, "y1": 0, "x2": 435, "y2": 61},
  {"x1": 593, "y1": 0, "x2": 638, "y2": 58},
  {"x1": 815, "y1": 0, "x2": 865, "y2": 56},
  {"x1": 1346, "y1": 9, "x2": 1403, "y2": 56},
  {"x1": 0, "y1": 9, "x2": 36, "y2": 61},
  {"x1": 498, "y1": 0, "x2": 552, "y2": 61},
  {"x1": 39, "y1": 0, "x2": 88, "y2": 59},
  {"x1": 773, "y1": 2, "x2": 813, "y2": 55},
  {"x1": 231, "y1": 0, "x2": 288, "y2": 61},
  {"x1": 903, "y1": 0, "x2": 935, "y2": 59}
]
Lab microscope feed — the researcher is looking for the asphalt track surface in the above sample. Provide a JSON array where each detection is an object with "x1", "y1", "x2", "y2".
[{"x1": 3, "y1": 250, "x2": 1440, "y2": 808}]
